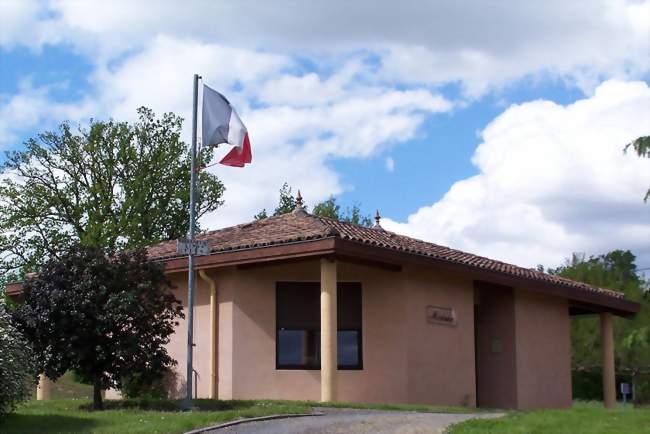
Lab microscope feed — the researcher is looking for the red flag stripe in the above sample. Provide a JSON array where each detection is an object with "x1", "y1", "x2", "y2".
[{"x1": 218, "y1": 133, "x2": 252, "y2": 167}]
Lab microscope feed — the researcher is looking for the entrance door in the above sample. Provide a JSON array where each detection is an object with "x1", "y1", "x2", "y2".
[{"x1": 474, "y1": 282, "x2": 518, "y2": 408}]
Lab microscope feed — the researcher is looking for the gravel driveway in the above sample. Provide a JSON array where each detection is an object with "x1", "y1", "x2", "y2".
[{"x1": 202, "y1": 408, "x2": 501, "y2": 434}]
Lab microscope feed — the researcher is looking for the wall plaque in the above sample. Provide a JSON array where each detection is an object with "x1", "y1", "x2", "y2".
[{"x1": 426, "y1": 305, "x2": 456, "y2": 326}]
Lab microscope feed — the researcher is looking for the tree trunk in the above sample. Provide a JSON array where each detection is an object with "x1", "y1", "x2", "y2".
[{"x1": 93, "y1": 380, "x2": 103, "y2": 411}]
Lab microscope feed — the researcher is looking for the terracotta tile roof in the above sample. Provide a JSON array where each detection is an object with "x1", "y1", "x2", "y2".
[{"x1": 147, "y1": 209, "x2": 625, "y2": 300}]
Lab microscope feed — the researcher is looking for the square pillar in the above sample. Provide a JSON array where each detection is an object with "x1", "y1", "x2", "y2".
[
  {"x1": 320, "y1": 258, "x2": 337, "y2": 402},
  {"x1": 36, "y1": 375, "x2": 53, "y2": 400},
  {"x1": 600, "y1": 312, "x2": 616, "y2": 408}
]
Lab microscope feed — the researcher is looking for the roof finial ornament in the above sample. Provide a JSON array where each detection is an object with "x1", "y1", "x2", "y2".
[
  {"x1": 374, "y1": 209, "x2": 382, "y2": 228},
  {"x1": 295, "y1": 190, "x2": 304, "y2": 211}
]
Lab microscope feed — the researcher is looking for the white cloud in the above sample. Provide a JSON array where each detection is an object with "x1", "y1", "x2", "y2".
[
  {"x1": 377, "y1": 0, "x2": 650, "y2": 96},
  {"x1": 4, "y1": 1, "x2": 649, "y2": 96},
  {"x1": 383, "y1": 80, "x2": 650, "y2": 268},
  {"x1": 385, "y1": 157, "x2": 395, "y2": 172},
  {"x1": 0, "y1": 0, "x2": 59, "y2": 48},
  {"x1": 0, "y1": 79, "x2": 97, "y2": 148},
  {"x1": 93, "y1": 35, "x2": 290, "y2": 122}
]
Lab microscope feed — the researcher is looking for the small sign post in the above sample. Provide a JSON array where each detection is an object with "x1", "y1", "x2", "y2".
[
  {"x1": 620, "y1": 382, "x2": 631, "y2": 404},
  {"x1": 176, "y1": 238, "x2": 210, "y2": 256}
]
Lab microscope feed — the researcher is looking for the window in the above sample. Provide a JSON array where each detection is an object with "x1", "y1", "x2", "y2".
[{"x1": 276, "y1": 282, "x2": 362, "y2": 370}]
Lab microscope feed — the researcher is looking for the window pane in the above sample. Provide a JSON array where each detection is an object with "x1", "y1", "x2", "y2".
[
  {"x1": 277, "y1": 329, "x2": 319, "y2": 368},
  {"x1": 278, "y1": 330, "x2": 305, "y2": 366},
  {"x1": 338, "y1": 330, "x2": 360, "y2": 367}
]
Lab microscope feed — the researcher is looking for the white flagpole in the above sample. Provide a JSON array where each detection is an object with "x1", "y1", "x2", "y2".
[{"x1": 183, "y1": 73, "x2": 201, "y2": 410}]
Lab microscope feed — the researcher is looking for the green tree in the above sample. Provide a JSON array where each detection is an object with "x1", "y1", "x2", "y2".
[
  {"x1": 343, "y1": 203, "x2": 374, "y2": 227},
  {"x1": 254, "y1": 183, "x2": 299, "y2": 220},
  {"x1": 256, "y1": 184, "x2": 373, "y2": 227},
  {"x1": 274, "y1": 182, "x2": 299, "y2": 215},
  {"x1": 0, "y1": 107, "x2": 225, "y2": 277},
  {"x1": 550, "y1": 250, "x2": 650, "y2": 401},
  {"x1": 625, "y1": 136, "x2": 650, "y2": 202},
  {"x1": 253, "y1": 209, "x2": 269, "y2": 220},
  {"x1": 313, "y1": 196, "x2": 373, "y2": 227},
  {"x1": 0, "y1": 298, "x2": 35, "y2": 419},
  {"x1": 11, "y1": 244, "x2": 183, "y2": 410},
  {"x1": 312, "y1": 196, "x2": 340, "y2": 219}
]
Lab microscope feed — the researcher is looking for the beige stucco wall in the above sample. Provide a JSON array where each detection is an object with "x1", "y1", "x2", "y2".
[
  {"x1": 405, "y1": 266, "x2": 476, "y2": 406},
  {"x1": 164, "y1": 259, "x2": 571, "y2": 409},
  {"x1": 166, "y1": 271, "x2": 214, "y2": 399},
  {"x1": 514, "y1": 290, "x2": 572, "y2": 409},
  {"x1": 165, "y1": 260, "x2": 477, "y2": 405},
  {"x1": 227, "y1": 260, "x2": 478, "y2": 405}
]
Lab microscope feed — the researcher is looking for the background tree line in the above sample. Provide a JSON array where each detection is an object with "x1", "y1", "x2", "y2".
[{"x1": 549, "y1": 250, "x2": 650, "y2": 403}]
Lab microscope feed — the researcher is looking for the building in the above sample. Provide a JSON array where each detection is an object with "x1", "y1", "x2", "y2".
[
  {"x1": 8, "y1": 197, "x2": 640, "y2": 409},
  {"x1": 147, "y1": 199, "x2": 638, "y2": 409}
]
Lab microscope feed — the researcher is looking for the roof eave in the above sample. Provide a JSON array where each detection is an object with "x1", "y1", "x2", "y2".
[
  {"x1": 332, "y1": 238, "x2": 640, "y2": 318},
  {"x1": 155, "y1": 237, "x2": 639, "y2": 317},
  {"x1": 161, "y1": 237, "x2": 337, "y2": 272}
]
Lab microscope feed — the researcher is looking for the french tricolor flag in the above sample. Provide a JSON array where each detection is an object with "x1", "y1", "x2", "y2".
[{"x1": 201, "y1": 85, "x2": 252, "y2": 167}]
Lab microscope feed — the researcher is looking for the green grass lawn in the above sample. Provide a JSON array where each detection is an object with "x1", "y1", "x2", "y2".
[
  {"x1": 447, "y1": 401, "x2": 650, "y2": 434},
  {"x1": 3, "y1": 399, "x2": 312, "y2": 434},
  {"x1": 4, "y1": 399, "x2": 649, "y2": 434},
  {"x1": 2, "y1": 398, "x2": 473, "y2": 434}
]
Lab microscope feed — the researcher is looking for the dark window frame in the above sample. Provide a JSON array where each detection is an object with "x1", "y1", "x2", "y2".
[{"x1": 275, "y1": 281, "x2": 363, "y2": 371}]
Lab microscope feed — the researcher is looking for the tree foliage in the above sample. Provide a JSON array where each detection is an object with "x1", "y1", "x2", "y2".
[
  {"x1": 625, "y1": 135, "x2": 650, "y2": 202},
  {"x1": 549, "y1": 250, "x2": 650, "y2": 401},
  {"x1": 0, "y1": 298, "x2": 35, "y2": 418},
  {"x1": 11, "y1": 244, "x2": 183, "y2": 410},
  {"x1": 274, "y1": 182, "x2": 300, "y2": 216},
  {"x1": 313, "y1": 196, "x2": 373, "y2": 227},
  {"x1": 255, "y1": 183, "x2": 373, "y2": 227},
  {"x1": 0, "y1": 107, "x2": 225, "y2": 276}
]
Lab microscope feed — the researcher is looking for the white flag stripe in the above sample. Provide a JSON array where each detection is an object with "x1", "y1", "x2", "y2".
[
  {"x1": 227, "y1": 109, "x2": 247, "y2": 151},
  {"x1": 202, "y1": 85, "x2": 234, "y2": 148}
]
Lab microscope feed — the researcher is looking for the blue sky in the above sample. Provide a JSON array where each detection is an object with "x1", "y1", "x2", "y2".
[
  {"x1": 334, "y1": 79, "x2": 588, "y2": 221},
  {"x1": 1, "y1": 0, "x2": 649, "y2": 269}
]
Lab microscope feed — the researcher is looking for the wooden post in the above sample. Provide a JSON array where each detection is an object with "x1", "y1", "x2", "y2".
[
  {"x1": 320, "y1": 258, "x2": 337, "y2": 402},
  {"x1": 36, "y1": 375, "x2": 52, "y2": 401},
  {"x1": 601, "y1": 312, "x2": 616, "y2": 409}
]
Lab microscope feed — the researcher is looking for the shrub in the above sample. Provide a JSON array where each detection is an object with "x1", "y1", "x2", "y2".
[
  {"x1": 12, "y1": 245, "x2": 183, "y2": 410},
  {"x1": 633, "y1": 374, "x2": 650, "y2": 405},
  {"x1": 120, "y1": 368, "x2": 176, "y2": 399},
  {"x1": 572, "y1": 369, "x2": 602, "y2": 401},
  {"x1": 0, "y1": 299, "x2": 35, "y2": 418}
]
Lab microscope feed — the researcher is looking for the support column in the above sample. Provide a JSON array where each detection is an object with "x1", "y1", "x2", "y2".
[
  {"x1": 320, "y1": 258, "x2": 337, "y2": 402},
  {"x1": 36, "y1": 375, "x2": 52, "y2": 400},
  {"x1": 601, "y1": 312, "x2": 616, "y2": 408}
]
